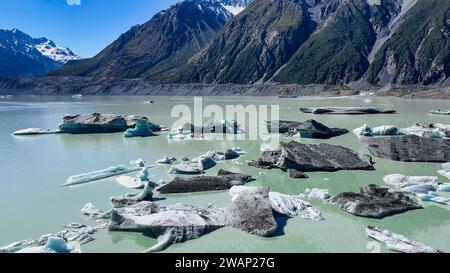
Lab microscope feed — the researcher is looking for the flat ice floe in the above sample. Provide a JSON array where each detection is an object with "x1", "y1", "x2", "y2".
[
  {"x1": 61, "y1": 159, "x2": 146, "y2": 187},
  {"x1": 366, "y1": 226, "x2": 441, "y2": 253}
]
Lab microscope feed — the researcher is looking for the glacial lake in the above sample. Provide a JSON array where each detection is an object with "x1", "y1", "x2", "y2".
[{"x1": 0, "y1": 95, "x2": 449, "y2": 253}]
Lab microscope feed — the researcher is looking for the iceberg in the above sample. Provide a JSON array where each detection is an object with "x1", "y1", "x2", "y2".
[
  {"x1": 438, "y1": 183, "x2": 450, "y2": 192},
  {"x1": 167, "y1": 119, "x2": 244, "y2": 140},
  {"x1": 0, "y1": 222, "x2": 106, "y2": 253},
  {"x1": 12, "y1": 128, "x2": 61, "y2": 136},
  {"x1": 230, "y1": 186, "x2": 324, "y2": 220},
  {"x1": 81, "y1": 203, "x2": 106, "y2": 219},
  {"x1": 168, "y1": 162, "x2": 204, "y2": 175},
  {"x1": 123, "y1": 119, "x2": 154, "y2": 138},
  {"x1": 156, "y1": 156, "x2": 177, "y2": 164},
  {"x1": 107, "y1": 186, "x2": 325, "y2": 252},
  {"x1": 354, "y1": 123, "x2": 449, "y2": 138},
  {"x1": 304, "y1": 188, "x2": 331, "y2": 200},
  {"x1": 438, "y1": 163, "x2": 450, "y2": 179},
  {"x1": 383, "y1": 174, "x2": 438, "y2": 188},
  {"x1": 366, "y1": 226, "x2": 441, "y2": 253},
  {"x1": 192, "y1": 148, "x2": 245, "y2": 162},
  {"x1": 61, "y1": 160, "x2": 145, "y2": 187},
  {"x1": 430, "y1": 110, "x2": 450, "y2": 116},
  {"x1": 0, "y1": 239, "x2": 35, "y2": 253},
  {"x1": 383, "y1": 174, "x2": 449, "y2": 206},
  {"x1": 16, "y1": 237, "x2": 80, "y2": 253},
  {"x1": 353, "y1": 124, "x2": 399, "y2": 137},
  {"x1": 110, "y1": 182, "x2": 156, "y2": 208},
  {"x1": 116, "y1": 166, "x2": 153, "y2": 189},
  {"x1": 116, "y1": 176, "x2": 144, "y2": 189}
]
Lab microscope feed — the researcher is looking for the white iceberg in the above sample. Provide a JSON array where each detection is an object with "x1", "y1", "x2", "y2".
[
  {"x1": 116, "y1": 166, "x2": 153, "y2": 189},
  {"x1": 304, "y1": 188, "x2": 331, "y2": 200},
  {"x1": 366, "y1": 226, "x2": 441, "y2": 253},
  {"x1": 62, "y1": 160, "x2": 145, "y2": 187},
  {"x1": 438, "y1": 183, "x2": 450, "y2": 192},
  {"x1": 0, "y1": 239, "x2": 35, "y2": 253},
  {"x1": 438, "y1": 163, "x2": 450, "y2": 179},
  {"x1": 168, "y1": 157, "x2": 217, "y2": 175},
  {"x1": 353, "y1": 123, "x2": 449, "y2": 138},
  {"x1": 384, "y1": 174, "x2": 449, "y2": 206},
  {"x1": 383, "y1": 174, "x2": 438, "y2": 188},
  {"x1": 0, "y1": 223, "x2": 106, "y2": 253},
  {"x1": 16, "y1": 237, "x2": 80, "y2": 253},
  {"x1": 116, "y1": 176, "x2": 144, "y2": 189},
  {"x1": 230, "y1": 186, "x2": 324, "y2": 220},
  {"x1": 12, "y1": 128, "x2": 60, "y2": 136},
  {"x1": 81, "y1": 203, "x2": 105, "y2": 219}
]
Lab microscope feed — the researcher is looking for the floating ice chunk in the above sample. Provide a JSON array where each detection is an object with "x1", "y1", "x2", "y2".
[
  {"x1": 116, "y1": 167, "x2": 152, "y2": 189},
  {"x1": 430, "y1": 196, "x2": 450, "y2": 206},
  {"x1": 16, "y1": 237, "x2": 80, "y2": 253},
  {"x1": 0, "y1": 239, "x2": 35, "y2": 253},
  {"x1": 438, "y1": 163, "x2": 450, "y2": 179},
  {"x1": 438, "y1": 183, "x2": 450, "y2": 192},
  {"x1": 12, "y1": 128, "x2": 60, "y2": 136},
  {"x1": 364, "y1": 99, "x2": 372, "y2": 104},
  {"x1": 230, "y1": 186, "x2": 324, "y2": 220},
  {"x1": 81, "y1": 203, "x2": 105, "y2": 219},
  {"x1": 0, "y1": 223, "x2": 106, "y2": 253},
  {"x1": 383, "y1": 174, "x2": 438, "y2": 188},
  {"x1": 116, "y1": 176, "x2": 144, "y2": 189},
  {"x1": 442, "y1": 163, "x2": 450, "y2": 172},
  {"x1": 123, "y1": 119, "x2": 154, "y2": 138},
  {"x1": 62, "y1": 161, "x2": 144, "y2": 187},
  {"x1": 353, "y1": 125, "x2": 400, "y2": 137},
  {"x1": 402, "y1": 183, "x2": 438, "y2": 194},
  {"x1": 354, "y1": 123, "x2": 449, "y2": 138},
  {"x1": 168, "y1": 157, "x2": 216, "y2": 175},
  {"x1": 157, "y1": 156, "x2": 177, "y2": 164},
  {"x1": 366, "y1": 226, "x2": 441, "y2": 253},
  {"x1": 304, "y1": 188, "x2": 331, "y2": 200},
  {"x1": 232, "y1": 147, "x2": 246, "y2": 155},
  {"x1": 169, "y1": 164, "x2": 201, "y2": 175}
]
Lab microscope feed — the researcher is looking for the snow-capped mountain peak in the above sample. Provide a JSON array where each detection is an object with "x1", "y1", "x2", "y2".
[{"x1": 34, "y1": 38, "x2": 80, "y2": 64}]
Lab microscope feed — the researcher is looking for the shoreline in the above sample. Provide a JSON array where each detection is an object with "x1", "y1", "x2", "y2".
[{"x1": 0, "y1": 76, "x2": 449, "y2": 100}]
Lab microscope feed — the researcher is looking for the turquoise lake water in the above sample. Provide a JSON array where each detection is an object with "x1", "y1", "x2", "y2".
[{"x1": 0, "y1": 95, "x2": 449, "y2": 253}]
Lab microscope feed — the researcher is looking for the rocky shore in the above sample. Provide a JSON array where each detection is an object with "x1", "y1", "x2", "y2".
[{"x1": 0, "y1": 76, "x2": 449, "y2": 98}]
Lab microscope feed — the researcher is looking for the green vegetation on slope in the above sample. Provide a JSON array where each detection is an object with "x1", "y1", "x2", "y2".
[
  {"x1": 367, "y1": 0, "x2": 450, "y2": 85},
  {"x1": 166, "y1": 0, "x2": 315, "y2": 84},
  {"x1": 275, "y1": 0, "x2": 378, "y2": 84}
]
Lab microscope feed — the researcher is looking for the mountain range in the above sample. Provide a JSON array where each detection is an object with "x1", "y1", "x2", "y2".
[
  {"x1": 9, "y1": 0, "x2": 450, "y2": 86},
  {"x1": 0, "y1": 29, "x2": 80, "y2": 77}
]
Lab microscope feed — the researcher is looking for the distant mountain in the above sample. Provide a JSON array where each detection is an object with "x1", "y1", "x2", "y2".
[
  {"x1": 52, "y1": 0, "x2": 238, "y2": 79},
  {"x1": 52, "y1": 0, "x2": 449, "y2": 87},
  {"x1": 0, "y1": 29, "x2": 80, "y2": 77},
  {"x1": 165, "y1": 0, "x2": 315, "y2": 84}
]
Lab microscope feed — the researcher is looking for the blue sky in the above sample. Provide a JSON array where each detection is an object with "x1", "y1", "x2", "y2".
[{"x1": 0, "y1": 0, "x2": 180, "y2": 58}]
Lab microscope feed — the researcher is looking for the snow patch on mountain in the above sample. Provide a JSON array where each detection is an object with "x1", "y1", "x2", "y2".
[
  {"x1": 35, "y1": 39, "x2": 80, "y2": 64},
  {"x1": 222, "y1": 4, "x2": 245, "y2": 15}
]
